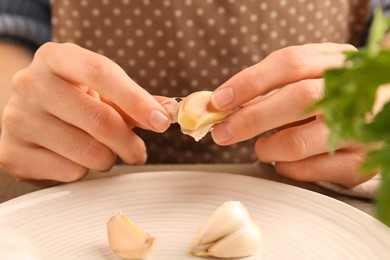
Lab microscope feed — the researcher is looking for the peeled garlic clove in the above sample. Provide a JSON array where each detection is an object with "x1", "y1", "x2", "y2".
[
  {"x1": 107, "y1": 210, "x2": 155, "y2": 259},
  {"x1": 196, "y1": 219, "x2": 262, "y2": 258},
  {"x1": 190, "y1": 201, "x2": 251, "y2": 247},
  {"x1": 177, "y1": 91, "x2": 231, "y2": 141}
]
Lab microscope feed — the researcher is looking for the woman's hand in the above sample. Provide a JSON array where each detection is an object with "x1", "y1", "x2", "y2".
[
  {"x1": 0, "y1": 42, "x2": 171, "y2": 182},
  {"x1": 211, "y1": 43, "x2": 375, "y2": 187}
]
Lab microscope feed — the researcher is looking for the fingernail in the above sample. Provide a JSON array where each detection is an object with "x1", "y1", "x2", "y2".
[
  {"x1": 213, "y1": 122, "x2": 234, "y2": 144},
  {"x1": 149, "y1": 110, "x2": 170, "y2": 132},
  {"x1": 212, "y1": 87, "x2": 235, "y2": 109}
]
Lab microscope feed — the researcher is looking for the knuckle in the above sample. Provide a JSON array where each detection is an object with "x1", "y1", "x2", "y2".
[
  {"x1": 278, "y1": 46, "x2": 308, "y2": 73},
  {"x1": 85, "y1": 55, "x2": 113, "y2": 81},
  {"x1": 287, "y1": 131, "x2": 308, "y2": 159},
  {"x1": 34, "y1": 42, "x2": 58, "y2": 60},
  {"x1": 79, "y1": 139, "x2": 116, "y2": 170},
  {"x1": 1, "y1": 105, "x2": 25, "y2": 130},
  {"x1": 88, "y1": 105, "x2": 118, "y2": 137},
  {"x1": 294, "y1": 80, "x2": 323, "y2": 111},
  {"x1": 11, "y1": 69, "x2": 36, "y2": 95}
]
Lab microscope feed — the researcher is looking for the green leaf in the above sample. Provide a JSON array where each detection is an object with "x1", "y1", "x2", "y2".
[{"x1": 316, "y1": 8, "x2": 390, "y2": 226}]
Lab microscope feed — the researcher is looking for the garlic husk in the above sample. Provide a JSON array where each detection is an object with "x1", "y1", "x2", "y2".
[
  {"x1": 189, "y1": 201, "x2": 262, "y2": 258},
  {"x1": 107, "y1": 210, "x2": 156, "y2": 259},
  {"x1": 161, "y1": 91, "x2": 231, "y2": 141}
]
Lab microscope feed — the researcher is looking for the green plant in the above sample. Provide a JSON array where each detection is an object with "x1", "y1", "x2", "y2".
[{"x1": 316, "y1": 8, "x2": 390, "y2": 225}]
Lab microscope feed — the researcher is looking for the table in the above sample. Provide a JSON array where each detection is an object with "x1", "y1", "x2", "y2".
[{"x1": 0, "y1": 163, "x2": 375, "y2": 217}]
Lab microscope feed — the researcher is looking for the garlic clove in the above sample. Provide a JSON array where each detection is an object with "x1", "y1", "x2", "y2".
[
  {"x1": 196, "y1": 219, "x2": 262, "y2": 258},
  {"x1": 177, "y1": 91, "x2": 230, "y2": 140},
  {"x1": 107, "y1": 210, "x2": 156, "y2": 259},
  {"x1": 189, "y1": 201, "x2": 252, "y2": 252}
]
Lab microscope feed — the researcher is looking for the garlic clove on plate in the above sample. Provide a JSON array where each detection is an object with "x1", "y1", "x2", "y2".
[
  {"x1": 195, "y1": 219, "x2": 262, "y2": 258},
  {"x1": 107, "y1": 210, "x2": 156, "y2": 259},
  {"x1": 189, "y1": 201, "x2": 262, "y2": 258}
]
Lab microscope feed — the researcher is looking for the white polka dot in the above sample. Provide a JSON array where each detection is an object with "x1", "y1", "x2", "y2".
[
  {"x1": 128, "y1": 59, "x2": 136, "y2": 67},
  {"x1": 188, "y1": 40, "x2": 196, "y2": 48},
  {"x1": 199, "y1": 49, "x2": 207, "y2": 57},
  {"x1": 219, "y1": 28, "x2": 227, "y2": 35},
  {"x1": 207, "y1": 18, "x2": 216, "y2": 26},
  {"x1": 260, "y1": 2, "x2": 268, "y2": 10},
  {"x1": 221, "y1": 67, "x2": 229, "y2": 75},
  {"x1": 200, "y1": 69, "x2": 208, "y2": 76},
  {"x1": 135, "y1": 29, "x2": 143, "y2": 37},
  {"x1": 176, "y1": 31, "x2": 184, "y2": 38},
  {"x1": 169, "y1": 60, "x2": 177, "y2": 67},
  {"x1": 139, "y1": 69, "x2": 147, "y2": 77},
  {"x1": 288, "y1": 7, "x2": 297, "y2": 15},
  {"x1": 159, "y1": 70, "x2": 167, "y2": 77},
  {"x1": 113, "y1": 8, "x2": 121, "y2": 16},
  {"x1": 133, "y1": 8, "x2": 141, "y2": 16},
  {"x1": 154, "y1": 9, "x2": 162, "y2": 17},
  {"x1": 157, "y1": 50, "x2": 166, "y2": 57},
  {"x1": 174, "y1": 10, "x2": 182, "y2": 17},
  {"x1": 229, "y1": 17, "x2": 237, "y2": 25},
  {"x1": 115, "y1": 28, "x2": 123, "y2": 36},
  {"x1": 126, "y1": 39, "x2": 134, "y2": 47},
  {"x1": 178, "y1": 51, "x2": 186, "y2": 59},
  {"x1": 270, "y1": 31, "x2": 278, "y2": 39},
  {"x1": 145, "y1": 19, "x2": 153, "y2": 27},
  {"x1": 146, "y1": 40, "x2": 154, "y2": 47},
  {"x1": 103, "y1": 18, "x2": 112, "y2": 26},
  {"x1": 156, "y1": 30, "x2": 164, "y2": 37},
  {"x1": 209, "y1": 39, "x2": 217, "y2": 46},
  {"x1": 279, "y1": 19, "x2": 287, "y2": 27},
  {"x1": 250, "y1": 14, "x2": 258, "y2": 22},
  {"x1": 94, "y1": 29, "x2": 103, "y2": 37},
  {"x1": 137, "y1": 49, "x2": 145, "y2": 57},
  {"x1": 92, "y1": 8, "x2": 100, "y2": 16},
  {"x1": 217, "y1": 6, "x2": 226, "y2": 14},
  {"x1": 196, "y1": 8, "x2": 205, "y2": 16},
  {"x1": 240, "y1": 26, "x2": 248, "y2": 34},
  {"x1": 189, "y1": 60, "x2": 197, "y2": 68},
  {"x1": 239, "y1": 5, "x2": 248, "y2": 13},
  {"x1": 148, "y1": 60, "x2": 156, "y2": 67},
  {"x1": 230, "y1": 38, "x2": 238, "y2": 45},
  {"x1": 251, "y1": 35, "x2": 258, "y2": 42},
  {"x1": 164, "y1": 20, "x2": 172, "y2": 28},
  {"x1": 167, "y1": 40, "x2": 175, "y2": 48},
  {"x1": 270, "y1": 11, "x2": 278, "y2": 19},
  {"x1": 210, "y1": 59, "x2": 218, "y2": 66}
]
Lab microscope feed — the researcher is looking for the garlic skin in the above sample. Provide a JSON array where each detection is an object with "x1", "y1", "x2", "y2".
[
  {"x1": 163, "y1": 91, "x2": 231, "y2": 141},
  {"x1": 107, "y1": 210, "x2": 156, "y2": 259},
  {"x1": 189, "y1": 201, "x2": 262, "y2": 258}
]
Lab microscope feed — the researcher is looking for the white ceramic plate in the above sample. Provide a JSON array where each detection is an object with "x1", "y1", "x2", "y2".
[{"x1": 0, "y1": 171, "x2": 390, "y2": 260}]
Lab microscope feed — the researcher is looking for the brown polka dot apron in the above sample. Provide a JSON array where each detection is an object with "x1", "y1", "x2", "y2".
[{"x1": 50, "y1": 0, "x2": 370, "y2": 164}]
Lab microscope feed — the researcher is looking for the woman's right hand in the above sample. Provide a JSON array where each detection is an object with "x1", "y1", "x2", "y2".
[{"x1": 0, "y1": 42, "x2": 171, "y2": 182}]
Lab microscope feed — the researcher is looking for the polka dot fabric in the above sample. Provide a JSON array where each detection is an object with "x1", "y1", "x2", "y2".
[{"x1": 50, "y1": 0, "x2": 370, "y2": 164}]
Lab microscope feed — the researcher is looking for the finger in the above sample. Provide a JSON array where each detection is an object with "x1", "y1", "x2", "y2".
[
  {"x1": 0, "y1": 138, "x2": 88, "y2": 182},
  {"x1": 211, "y1": 43, "x2": 356, "y2": 110},
  {"x1": 212, "y1": 79, "x2": 323, "y2": 145},
  {"x1": 254, "y1": 118, "x2": 360, "y2": 163},
  {"x1": 273, "y1": 149, "x2": 374, "y2": 188},
  {"x1": 34, "y1": 42, "x2": 170, "y2": 132},
  {"x1": 15, "y1": 73, "x2": 147, "y2": 165}
]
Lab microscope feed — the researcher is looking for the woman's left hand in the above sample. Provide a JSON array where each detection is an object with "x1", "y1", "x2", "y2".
[{"x1": 210, "y1": 43, "x2": 375, "y2": 187}]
